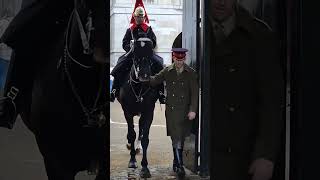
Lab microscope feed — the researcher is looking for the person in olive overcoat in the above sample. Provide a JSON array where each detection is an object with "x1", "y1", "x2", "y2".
[
  {"x1": 149, "y1": 48, "x2": 199, "y2": 178},
  {"x1": 207, "y1": 0, "x2": 285, "y2": 180}
]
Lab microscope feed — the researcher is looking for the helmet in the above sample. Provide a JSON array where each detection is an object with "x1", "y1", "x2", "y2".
[{"x1": 134, "y1": 6, "x2": 145, "y2": 17}]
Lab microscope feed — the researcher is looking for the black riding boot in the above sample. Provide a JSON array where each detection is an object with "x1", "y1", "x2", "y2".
[
  {"x1": 172, "y1": 147, "x2": 178, "y2": 172},
  {"x1": 175, "y1": 148, "x2": 185, "y2": 178}
]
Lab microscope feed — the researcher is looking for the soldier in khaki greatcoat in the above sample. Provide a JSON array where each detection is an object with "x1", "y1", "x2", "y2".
[{"x1": 149, "y1": 48, "x2": 199, "y2": 178}]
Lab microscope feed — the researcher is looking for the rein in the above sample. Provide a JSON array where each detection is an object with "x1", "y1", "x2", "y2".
[
  {"x1": 62, "y1": 7, "x2": 106, "y2": 127},
  {"x1": 129, "y1": 59, "x2": 151, "y2": 103},
  {"x1": 64, "y1": 8, "x2": 93, "y2": 69}
]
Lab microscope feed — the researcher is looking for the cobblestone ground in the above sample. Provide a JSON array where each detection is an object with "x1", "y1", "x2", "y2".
[
  {"x1": 110, "y1": 101, "x2": 207, "y2": 179},
  {"x1": 110, "y1": 166, "x2": 209, "y2": 180}
]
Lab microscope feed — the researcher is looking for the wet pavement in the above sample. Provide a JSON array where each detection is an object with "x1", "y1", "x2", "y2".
[
  {"x1": 110, "y1": 101, "x2": 207, "y2": 179},
  {"x1": 0, "y1": 100, "x2": 206, "y2": 180},
  {"x1": 110, "y1": 166, "x2": 209, "y2": 180}
]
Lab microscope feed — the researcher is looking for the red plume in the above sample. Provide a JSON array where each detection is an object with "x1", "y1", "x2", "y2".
[{"x1": 129, "y1": 0, "x2": 150, "y2": 32}]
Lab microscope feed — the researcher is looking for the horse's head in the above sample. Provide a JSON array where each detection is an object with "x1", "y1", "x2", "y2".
[
  {"x1": 60, "y1": 1, "x2": 107, "y2": 129},
  {"x1": 131, "y1": 37, "x2": 154, "y2": 82}
]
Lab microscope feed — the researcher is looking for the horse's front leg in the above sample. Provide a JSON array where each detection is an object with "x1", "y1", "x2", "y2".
[
  {"x1": 139, "y1": 109, "x2": 155, "y2": 178},
  {"x1": 124, "y1": 112, "x2": 137, "y2": 168},
  {"x1": 95, "y1": 140, "x2": 108, "y2": 180}
]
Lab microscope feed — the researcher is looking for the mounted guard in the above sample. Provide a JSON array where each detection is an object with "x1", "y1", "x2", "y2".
[{"x1": 110, "y1": 0, "x2": 165, "y2": 104}]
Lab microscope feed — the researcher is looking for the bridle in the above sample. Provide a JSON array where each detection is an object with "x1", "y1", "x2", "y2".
[
  {"x1": 129, "y1": 56, "x2": 151, "y2": 103},
  {"x1": 60, "y1": 5, "x2": 106, "y2": 127}
]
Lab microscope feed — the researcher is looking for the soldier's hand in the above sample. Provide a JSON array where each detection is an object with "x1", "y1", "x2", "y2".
[
  {"x1": 249, "y1": 158, "x2": 274, "y2": 180},
  {"x1": 188, "y1": 112, "x2": 196, "y2": 120}
]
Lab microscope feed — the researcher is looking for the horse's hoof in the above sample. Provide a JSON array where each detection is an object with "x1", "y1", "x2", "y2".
[
  {"x1": 128, "y1": 159, "x2": 138, "y2": 168},
  {"x1": 140, "y1": 167, "x2": 151, "y2": 178},
  {"x1": 126, "y1": 143, "x2": 131, "y2": 150}
]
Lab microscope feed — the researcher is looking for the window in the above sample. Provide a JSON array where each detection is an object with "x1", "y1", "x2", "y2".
[{"x1": 144, "y1": 0, "x2": 156, "y2": 4}]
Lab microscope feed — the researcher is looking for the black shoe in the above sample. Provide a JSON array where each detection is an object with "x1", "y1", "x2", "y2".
[
  {"x1": 177, "y1": 166, "x2": 186, "y2": 178},
  {"x1": 173, "y1": 160, "x2": 178, "y2": 173},
  {"x1": 0, "y1": 97, "x2": 18, "y2": 129},
  {"x1": 175, "y1": 148, "x2": 185, "y2": 178}
]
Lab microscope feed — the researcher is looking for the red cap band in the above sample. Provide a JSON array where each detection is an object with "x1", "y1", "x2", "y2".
[{"x1": 172, "y1": 52, "x2": 186, "y2": 60}]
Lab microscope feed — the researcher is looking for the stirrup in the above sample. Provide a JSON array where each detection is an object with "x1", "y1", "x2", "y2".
[
  {"x1": 7, "y1": 86, "x2": 19, "y2": 101},
  {"x1": 111, "y1": 89, "x2": 116, "y2": 95},
  {"x1": 110, "y1": 89, "x2": 117, "y2": 102}
]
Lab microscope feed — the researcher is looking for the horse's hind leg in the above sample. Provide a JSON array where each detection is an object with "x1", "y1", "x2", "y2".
[{"x1": 124, "y1": 112, "x2": 137, "y2": 168}]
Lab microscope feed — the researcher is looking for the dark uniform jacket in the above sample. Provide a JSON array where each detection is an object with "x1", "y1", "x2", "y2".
[
  {"x1": 111, "y1": 26, "x2": 158, "y2": 77},
  {"x1": 122, "y1": 26, "x2": 157, "y2": 52},
  {"x1": 150, "y1": 64, "x2": 198, "y2": 139},
  {"x1": 208, "y1": 6, "x2": 285, "y2": 180},
  {"x1": 111, "y1": 26, "x2": 163, "y2": 91}
]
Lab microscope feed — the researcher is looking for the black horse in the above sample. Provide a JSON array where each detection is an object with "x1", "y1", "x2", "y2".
[
  {"x1": 117, "y1": 37, "x2": 163, "y2": 178},
  {"x1": 18, "y1": 1, "x2": 108, "y2": 180}
]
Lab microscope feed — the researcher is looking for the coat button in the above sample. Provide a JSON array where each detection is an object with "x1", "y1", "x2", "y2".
[
  {"x1": 228, "y1": 147, "x2": 232, "y2": 153},
  {"x1": 173, "y1": 82, "x2": 175, "y2": 84},
  {"x1": 229, "y1": 68, "x2": 236, "y2": 72},
  {"x1": 173, "y1": 94, "x2": 175, "y2": 97},
  {"x1": 228, "y1": 106, "x2": 235, "y2": 112}
]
